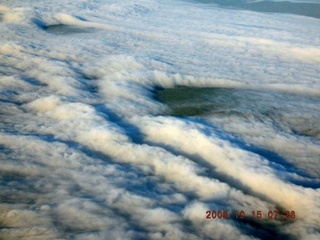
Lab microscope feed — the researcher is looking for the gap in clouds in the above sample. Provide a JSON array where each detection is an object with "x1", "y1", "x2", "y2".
[
  {"x1": 155, "y1": 86, "x2": 320, "y2": 180},
  {"x1": 45, "y1": 24, "x2": 97, "y2": 35}
]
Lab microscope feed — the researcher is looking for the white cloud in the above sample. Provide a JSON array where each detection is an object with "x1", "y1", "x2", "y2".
[{"x1": 1, "y1": 0, "x2": 319, "y2": 239}]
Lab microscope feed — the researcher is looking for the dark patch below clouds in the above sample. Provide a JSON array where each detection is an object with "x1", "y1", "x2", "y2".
[{"x1": 44, "y1": 24, "x2": 96, "y2": 35}]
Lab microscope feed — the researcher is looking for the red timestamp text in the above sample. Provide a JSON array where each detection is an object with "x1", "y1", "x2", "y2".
[{"x1": 206, "y1": 210, "x2": 295, "y2": 220}]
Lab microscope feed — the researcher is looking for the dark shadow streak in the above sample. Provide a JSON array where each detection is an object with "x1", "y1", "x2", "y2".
[
  {"x1": 142, "y1": 132, "x2": 296, "y2": 240},
  {"x1": 232, "y1": 216, "x2": 297, "y2": 240},
  {"x1": 185, "y1": 117, "x2": 320, "y2": 188},
  {"x1": 1, "y1": 132, "x2": 199, "y2": 238},
  {"x1": 94, "y1": 104, "x2": 145, "y2": 144}
]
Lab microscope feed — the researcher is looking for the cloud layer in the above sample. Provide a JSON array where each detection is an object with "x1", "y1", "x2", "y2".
[{"x1": 1, "y1": 0, "x2": 319, "y2": 239}]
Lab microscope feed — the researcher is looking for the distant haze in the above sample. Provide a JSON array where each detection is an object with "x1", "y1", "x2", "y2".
[{"x1": 194, "y1": 0, "x2": 320, "y2": 19}]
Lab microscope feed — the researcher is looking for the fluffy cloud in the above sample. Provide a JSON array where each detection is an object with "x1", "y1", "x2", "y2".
[{"x1": 1, "y1": 0, "x2": 319, "y2": 239}]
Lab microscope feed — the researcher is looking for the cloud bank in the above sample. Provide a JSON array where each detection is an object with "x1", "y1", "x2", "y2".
[{"x1": 1, "y1": 0, "x2": 319, "y2": 239}]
